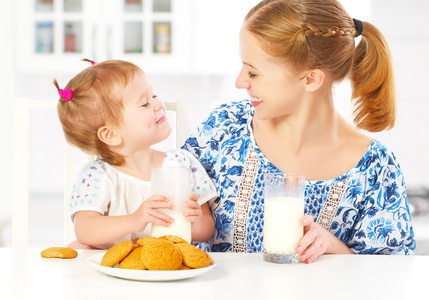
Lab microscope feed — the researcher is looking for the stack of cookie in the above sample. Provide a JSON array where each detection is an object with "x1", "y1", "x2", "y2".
[{"x1": 100, "y1": 235, "x2": 213, "y2": 271}]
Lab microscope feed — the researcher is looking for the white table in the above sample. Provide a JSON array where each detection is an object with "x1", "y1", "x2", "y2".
[{"x1": 0, "y1": 248, "x2": 427, "y2": 300}]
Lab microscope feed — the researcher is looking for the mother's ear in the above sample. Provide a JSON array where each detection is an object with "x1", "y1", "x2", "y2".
[
  {"x1": 304, "y1": 69, "x2": 325, "y2": 92},
  {"x1": 97, "y1": 126, "x2": 122, "y2": 146}
]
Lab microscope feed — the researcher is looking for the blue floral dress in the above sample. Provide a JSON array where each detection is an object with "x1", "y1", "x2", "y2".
[{"x1": 182, "y1": 100, "x2": 415, "y2": 254}]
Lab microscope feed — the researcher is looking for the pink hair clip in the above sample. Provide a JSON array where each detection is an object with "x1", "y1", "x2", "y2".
[
  {"x1": 91, "y1": 61, "x2": 97, "y2": 65},
  {"x1": 58, "y1": 88, "x2": 73, "y2": 101}
]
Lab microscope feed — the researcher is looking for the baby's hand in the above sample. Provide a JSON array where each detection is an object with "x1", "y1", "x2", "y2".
[
  {"x1": 132, "y1": 195, "x2": 175, "y2": 232},
  {"x1": 183, "y1": 193, "x2": 202, "y2": 223}
]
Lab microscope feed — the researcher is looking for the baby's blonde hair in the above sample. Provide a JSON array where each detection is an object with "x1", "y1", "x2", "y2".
[
  {"x1": 245, "y1": 0, "x2": 396, "y2": 132},
  {"x1": 54, "y1": 60, "x2": 141, "y2": 165}
]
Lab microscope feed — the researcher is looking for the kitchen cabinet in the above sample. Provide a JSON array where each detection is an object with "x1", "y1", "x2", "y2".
[
  {"x1": 15, "y1": 0, "x2": 192, "y2": 74},
  {"x1": 14, "y1": 0, "x2": 262, "y2": 75}
]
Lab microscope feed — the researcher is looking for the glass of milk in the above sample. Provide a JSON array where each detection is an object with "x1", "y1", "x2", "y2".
[
  {"x1": 150, "y1": 167, "x2": 192, "y2": 243},
  {"x1": 263, "y1": 173, "x2": 305, "y2": 264}
]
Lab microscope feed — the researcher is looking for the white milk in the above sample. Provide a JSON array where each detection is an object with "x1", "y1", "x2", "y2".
[
  {"x1": 151, "y1": 209, "x2": 192, "y2": 243},
  {"x1": 150, "y1": 167, "x2": 191, "y2": 242},
  {"x1": 263, "y1": 197, "x2": 304, "y2": 254}
]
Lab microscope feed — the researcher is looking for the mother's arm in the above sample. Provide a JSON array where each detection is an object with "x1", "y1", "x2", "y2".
[{"x1": 299, "y1": 155, "x2": 415, "y2": 262}]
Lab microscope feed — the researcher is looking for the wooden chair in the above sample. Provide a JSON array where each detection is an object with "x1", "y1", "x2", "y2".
[{"x1": 12, "y1": 98, "x2": 190, "y2": 247}]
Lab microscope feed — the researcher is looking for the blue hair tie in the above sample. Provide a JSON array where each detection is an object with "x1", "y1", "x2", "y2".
[{"x1": 353, "y1": 18, "x2": 363, "y2": 37}]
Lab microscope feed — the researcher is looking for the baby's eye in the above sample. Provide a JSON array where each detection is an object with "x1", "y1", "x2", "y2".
[
  {"x1": 141, "y1": 102, "x2": 149, "y2": 107},
  {"x1": 248, "y1": 71, "x2": 257, "y2": 78},
  {"x1": 152, "y1": 94, "x2": 158, "y2": 99}
]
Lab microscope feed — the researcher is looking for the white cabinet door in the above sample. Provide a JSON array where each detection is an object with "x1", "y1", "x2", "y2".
[
  {"x1": 108, "y1": 0, "x2": 192, "y2": 74},
  {"x1": 15, "y1": 0, "x2": 95, "y2": 73}
]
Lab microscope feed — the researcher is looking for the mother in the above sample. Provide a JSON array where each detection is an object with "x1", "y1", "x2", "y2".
[{"x1": 183, "y1": 0, "x2": 415, "y2": 263}]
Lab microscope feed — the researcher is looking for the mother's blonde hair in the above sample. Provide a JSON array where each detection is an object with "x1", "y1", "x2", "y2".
[
  {"x1": 54, "y1": 60, "x2": 141, "y2": 165},
  {"x1": 245, "y1": 0, "x2": 395, "y2": 132}
]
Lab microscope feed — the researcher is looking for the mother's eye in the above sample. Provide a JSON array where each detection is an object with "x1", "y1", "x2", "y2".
[{"x1": 248, "y1": 71, "x2": 257, "y2": 78}]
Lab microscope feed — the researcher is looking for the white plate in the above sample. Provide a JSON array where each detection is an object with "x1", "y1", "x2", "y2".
[{"x1": 87, "y1": 252, "x2": 216, "y2": 281}]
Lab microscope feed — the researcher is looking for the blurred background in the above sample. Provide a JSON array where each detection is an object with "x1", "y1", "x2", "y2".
[{"x1": 0, "y1": 0, "x2": 428, "y2": 253}]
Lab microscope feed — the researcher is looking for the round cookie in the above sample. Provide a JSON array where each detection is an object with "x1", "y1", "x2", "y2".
[
  {"x1": 41, "y1": 247, "x2": 78, "y2": 259},
  {"x1": 140, "y1": 238, "x2": 183, "y2": 270},
  {"x1": 159, "y1": 235, "x2": 189, "y2": 244},
  {"x1": 136, "y1": 237, "x2": 158, "y2": 247},
  {"x1": 178, "y1": 264, "x2": 192, "y2": 270},
  {"x1": 100, "y1": 240, "x2": 133, "y2": 267},
  {"x1": 118, "y1": 247, "x2": 146, "y2": 270},
  {"x1": 174, "y1": 243, "x2": 212, "y2": 269}
]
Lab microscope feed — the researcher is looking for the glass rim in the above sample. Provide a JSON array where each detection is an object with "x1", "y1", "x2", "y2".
[
  {"x1": 151, "y1": 167, "x2": 191, "y2": 176},
  {"x1": 264, "y1": 172, "x2": 305, "y2": 179},
  {"x1": 151, "y1": 167, "x2": 190, "y2": 170}
]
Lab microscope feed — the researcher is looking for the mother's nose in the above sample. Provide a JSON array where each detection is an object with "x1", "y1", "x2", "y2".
[{"x1": 235, "y1": 69, "x2": 250, "y2": 90}]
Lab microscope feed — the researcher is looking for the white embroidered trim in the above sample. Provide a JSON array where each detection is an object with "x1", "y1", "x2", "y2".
[
  {"x1": 232, "y1": 147, "x2": 259, "y2": 252},
  {"x1": 316, "y1": 178, "x2": 349, "y2": 230}
]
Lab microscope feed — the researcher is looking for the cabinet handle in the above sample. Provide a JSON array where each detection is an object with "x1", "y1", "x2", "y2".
[
  {"x1": 107, "y1": 25, "x2": 112, "y2": 60},
  {"x1": 92, "y1": 25, "x2": 97, "y2": 61}
]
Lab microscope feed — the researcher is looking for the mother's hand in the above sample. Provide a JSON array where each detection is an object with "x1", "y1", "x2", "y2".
[{"x1": 296, "y1": 215, "x2": 353, "y2": 264}]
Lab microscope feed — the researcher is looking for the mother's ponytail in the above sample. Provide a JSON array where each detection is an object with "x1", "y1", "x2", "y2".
[{"x1": 351, "y1": 21, "x2": 396, "y2": 132}]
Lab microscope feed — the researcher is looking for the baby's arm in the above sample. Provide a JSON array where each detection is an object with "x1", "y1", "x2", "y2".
[{"x1": 73, "y1": 195, "x2": 174, "y2": 247}]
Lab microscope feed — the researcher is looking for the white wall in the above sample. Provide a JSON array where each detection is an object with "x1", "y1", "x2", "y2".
[
  {"x1": 0, "y1": 0, "x2": 16, "y2": 244},
  {"x1": 368, "y1": 0, "x2": 429, "y2": 188}
]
